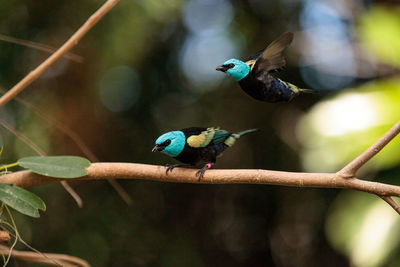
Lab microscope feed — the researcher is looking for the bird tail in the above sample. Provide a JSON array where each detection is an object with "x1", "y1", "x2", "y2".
[
  {"x1": 299, "y1": 88, "x2": 315, "y2": 94},
  {"x1": 225, "y1": 128, "x2": 258, "y2": 147},
  {"x1": 236, "y1": 128, "x2": 259, "y2": 137}
]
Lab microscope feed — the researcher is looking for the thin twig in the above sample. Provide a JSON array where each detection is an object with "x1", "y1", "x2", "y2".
[
  {"x1": 0, "y1": 33, "x2": 83, "y2": 63},
  {"x1": 338, "y1": 120, "x2": 400, "y2": 177},
  {"x1": 1, "y1": 206, "x2": 64, "y2": 267},
  {"x1": 0, "y1": 0, "x2": 120, "y2": 107},
  {"x1": 0, "y1": 120, "x2": 46, "y2": 156},
  {"x1": 107, "y1": 179, "x2": 133, "y2": 205},
  {"x1": 5, "y1": 92, "x2": 97, "y2": 160},
  {"x1": 379, "y1": 196, "x2": 400, "y2": 215},
  {"x1": 59, "y1": 180, "x2": 83, "y2": 208},
  {"x1": 2, "y1": 207, "x2": 18, "y2": 267},
  {"x1": 0, "y1": 244, "x2": 90, "y2": 267}
]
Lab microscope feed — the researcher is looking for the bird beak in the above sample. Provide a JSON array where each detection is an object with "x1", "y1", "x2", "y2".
[
  {"x1": 216, "y1": 65, "x2": 228, "y2": 72},
  {"x1": 152, "y1": 145, "x2": 163, "y2": 152}
]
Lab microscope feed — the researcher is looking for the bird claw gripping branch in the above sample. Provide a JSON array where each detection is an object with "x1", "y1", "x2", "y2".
[{"x1": 196, "y1": 163, "x2": 213, "y2": 181}]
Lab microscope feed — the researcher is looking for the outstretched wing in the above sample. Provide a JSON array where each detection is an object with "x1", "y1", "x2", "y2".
[
  {"x1": 244, "y1": 49, "x2": 264, "y2": 71},
  {"x1": 252, "y1": 31, "x2": 293, "y2": 76}
]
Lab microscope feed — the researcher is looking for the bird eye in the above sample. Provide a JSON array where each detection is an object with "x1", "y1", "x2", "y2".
[
  {"x1": 164, "y1": 139, "x2": 171, "y2": 146},
  {"x1": 227, "y1": 63, "x2": 234, "y2": 68}
]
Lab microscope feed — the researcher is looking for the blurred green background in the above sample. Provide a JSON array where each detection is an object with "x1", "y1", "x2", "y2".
[{"x1": 1, "y1": 0, "x2": 400, "y2": 266}]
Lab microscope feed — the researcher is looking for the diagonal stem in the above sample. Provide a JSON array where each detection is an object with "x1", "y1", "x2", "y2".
[
  {"x1": 0, "y1": 33, "x2": 83, "y2": 63},
  {"x1": 379, "y1": 195, "x2": 400, "y2": 215},
  {"x1": 338, "y1": 120, "x2": 400, "y2": 178},
  {"x1": 0, "y1": 120, "x2": 46, "y2": 156},
  {"x1": 0, "y1": 0, "x2": 120, "y2": 107}
]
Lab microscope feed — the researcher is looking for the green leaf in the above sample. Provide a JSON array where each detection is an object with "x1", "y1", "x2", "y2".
[
  {"x1": 0, "y1": 184, "x2": 46, "y2": 218},
  {"x1": 18, "y1": 156, "x2": 91, "y2": 178}
]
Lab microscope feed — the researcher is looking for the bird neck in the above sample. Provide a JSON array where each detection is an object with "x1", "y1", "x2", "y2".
[{"x1": 231, "y1": 71, "x2": 249, "y2": 81}]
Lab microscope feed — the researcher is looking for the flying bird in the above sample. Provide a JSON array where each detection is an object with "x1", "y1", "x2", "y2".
[
  {"x1": 152, "y1": 127, "x2": 258, "y2": 181},
  {"x1": 216, "y1": 31, "x2": 312, "y2": 102}
]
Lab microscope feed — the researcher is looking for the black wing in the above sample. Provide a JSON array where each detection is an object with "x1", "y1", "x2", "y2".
[
  {"x1": 181, "y1": 127, "x2": 207, "y2": 139},
  {"x1": 244, "y1": 49, "x2": 264, "y2": 63},
  {"x1": 252, "y1": 31, "x2": 294, "y2": 77}
]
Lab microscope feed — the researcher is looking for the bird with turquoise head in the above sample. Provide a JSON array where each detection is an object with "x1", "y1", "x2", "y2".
[
  {"x1": 152, "y1": 127, "x2": 258, "y2": 181},
  {"x1": 216, "y1": 31, "x2": 313, "y2": 102}
]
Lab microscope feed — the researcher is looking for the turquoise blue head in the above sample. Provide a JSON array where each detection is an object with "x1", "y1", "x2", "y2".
[
  {"x1": 216, "y1": 58, "x2": 250, "y2": 81},
  {"x1": 152, "y1": 131, "x2": 185, "y2": 157}
]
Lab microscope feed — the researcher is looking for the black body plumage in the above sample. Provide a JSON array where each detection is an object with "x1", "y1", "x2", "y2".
[
  {"x1": 175, "y1": 127, "x2": 228, "y2": 165},
  {"x1": 238, "y1": 71, "x2": 295, "y2": 102}
]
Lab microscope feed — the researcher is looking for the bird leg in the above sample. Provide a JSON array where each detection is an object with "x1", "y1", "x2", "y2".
[
  {"x1": 165, "y1": 164, "x2": 191, "y2": 174},
  {"x1": 196, "y1": 163, "x2": 213, "y2": 181}
]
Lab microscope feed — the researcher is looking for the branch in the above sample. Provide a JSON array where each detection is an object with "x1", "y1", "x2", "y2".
[
  {"x1": 3, "y1": 92, "x2": 132, "y2": 205},
  {"x1": 0, "y1": 244, "x2": 90, "y2": 267},
  {"x1": 339, "y1": 119, "x2": 400, "y2": 177},
  {"x1": 0, "y1": 33, "x2": 83, "y2": 63},
  {"x1": 380, "y1": 196, "x2": 400, "y2": 215},
  {"x1": 0, "y1": 0, "x2": 132, "y2": 206},
  {"x1": 0, "y1": 0, "x2": 120, "y2": 107},
  {"x1": 2, "y1": 162, "x2": 400, "y2": 198},
  {"x1": 0, "y1": 120, "x2": 83, "y2": 208},
  {"x1": 0, "y1": 120, "x2": 46, "y2": 156}
]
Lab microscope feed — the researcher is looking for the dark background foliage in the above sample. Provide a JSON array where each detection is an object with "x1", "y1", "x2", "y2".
[{"x1": 1, "y1": 0, "x2": 400, "y2": 266}]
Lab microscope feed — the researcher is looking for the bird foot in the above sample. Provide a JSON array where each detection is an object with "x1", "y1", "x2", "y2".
[
  {"x1": 196, "y1": 163, "x2": 213, "y2": 181},
  {"x1": 165, "y1": 164, "x2": 189, "y2": 175}
]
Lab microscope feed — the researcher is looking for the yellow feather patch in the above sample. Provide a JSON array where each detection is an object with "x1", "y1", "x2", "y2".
[
  {"x1": 288, "y1": 82, "x2": 300, "y2": 93},
  {"x1": 277, "y1": 78, "x2": 300, "y2": 94},
  {"x1": 224, "y1": 134, "x2": 238, "y2": 147},
  {"x1": 187, "y1": 127, "x2": 216, "y2": 148},
  {"x1": 245, "y1": 59, "x2": 257, "y2": 71}
]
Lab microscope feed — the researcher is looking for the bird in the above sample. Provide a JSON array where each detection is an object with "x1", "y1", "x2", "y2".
[
  {"x1": 216, "y1": 31, "x2": 312, "y2": 102},
  {"x1": 152, "y1": 127, "x2": 258, "y2": 181}
]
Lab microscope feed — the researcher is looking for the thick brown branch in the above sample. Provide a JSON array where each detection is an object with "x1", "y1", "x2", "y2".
[
  {"x1": 0, "y1": 0, "x2": 120, "y2": 107},
  {"x1": 2, "y1": 163, "x2": 400, "y2": 199},
  {"x1": 339, "y1": 120, "x2": 400, "y2": 177}
]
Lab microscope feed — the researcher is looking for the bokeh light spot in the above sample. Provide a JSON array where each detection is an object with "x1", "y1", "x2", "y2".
[
  {"x1": 299, "y1": 0, "x2": 356, "y2": 90},
  {"x1": 180, "y1": 34, "x2": 238, "y2": 90},
  {"x1": 183, "y1": 0, "x2": 233, "y2": 35},
  {"x1": 99, "y1": 65, "x2": 140, "y2": 112},
  {"x1": 310, "y1": 93, "x2": 377, "y2": 137}
]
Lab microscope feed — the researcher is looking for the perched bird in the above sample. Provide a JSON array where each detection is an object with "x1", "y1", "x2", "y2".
[
  {"x1": 152, "y1": 127, "x2": 258, "y2": 180},
  {"x1": 216, "y1": 31, "x2": 312, "y2": 102}
]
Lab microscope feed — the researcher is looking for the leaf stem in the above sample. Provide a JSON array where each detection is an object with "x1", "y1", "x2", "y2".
[{"x1": 0, "y1": 162, "x2": 19, "y2": 172}]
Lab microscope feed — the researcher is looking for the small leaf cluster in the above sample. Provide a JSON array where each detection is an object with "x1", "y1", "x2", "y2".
[{"x1": 0, "y1": 134, "x2": 91, "y2": 217}]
